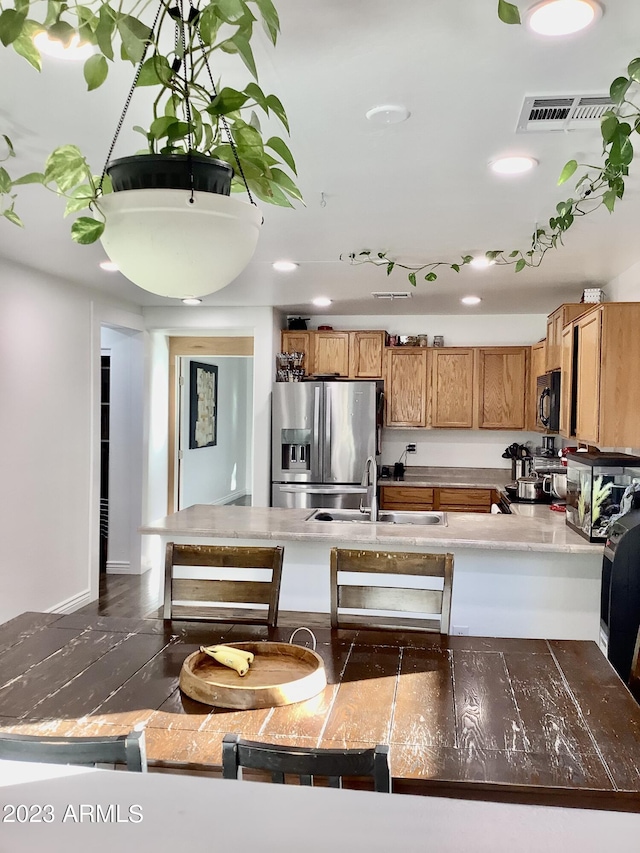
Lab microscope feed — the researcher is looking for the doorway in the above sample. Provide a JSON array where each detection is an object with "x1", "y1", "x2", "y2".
[{"x1": 167, "y1": 336, "x2": 254, "y2": 513}]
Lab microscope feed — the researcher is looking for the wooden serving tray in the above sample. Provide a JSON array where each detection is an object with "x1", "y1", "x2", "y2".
[{"x1": 179, "y1": 642, "x2": 327, "y2": 709}]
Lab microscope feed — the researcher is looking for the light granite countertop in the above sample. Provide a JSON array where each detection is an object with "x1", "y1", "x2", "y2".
[
  {"x1": 141, "y1": 503, "x2": 600, "y2": 554},
  {"x1": 378, "y1": 466, "x2": 512, "y2": 489}
]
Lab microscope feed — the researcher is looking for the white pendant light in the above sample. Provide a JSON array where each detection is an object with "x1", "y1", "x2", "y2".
[{"x1": 99, "y1": 189, "x2": 262, "y2": 298}]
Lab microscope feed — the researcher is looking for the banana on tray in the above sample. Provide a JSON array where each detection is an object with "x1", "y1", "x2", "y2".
[{"x1": 199, "y1": 644, "x2": 254, "y2": 677}]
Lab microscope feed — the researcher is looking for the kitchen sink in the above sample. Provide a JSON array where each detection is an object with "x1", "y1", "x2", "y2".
[{"x1": 305, "y1": 509, "x2": 447, "y2": 526}]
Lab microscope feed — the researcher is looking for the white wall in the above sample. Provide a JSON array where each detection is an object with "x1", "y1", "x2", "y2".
[
  {"x1": 382, "y1": 429, "x2": 540, "y2": 470},
  {"x1": 101, "y1": 325, "x2": 145, "y2": 574},
  {"x1": 0, "y1": 257, "x2": 143, "y2": 622},
  {"x1": 180, "y1": 356, "x2": 252, "y2": 506}
]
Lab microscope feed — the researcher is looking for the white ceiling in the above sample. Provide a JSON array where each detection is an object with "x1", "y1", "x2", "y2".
[{"x1": 2, "y1": 0, "x2": 640, "y2": 315}]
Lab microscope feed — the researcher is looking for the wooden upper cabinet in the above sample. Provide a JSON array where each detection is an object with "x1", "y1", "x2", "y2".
[
  {"x1": 313, "y1": 331, "x2": 350, "y2": 377},
  {"x1": 529, "y1": 339, "x2": 546, "y2": 431},
  {"x1": 477, "y1": 347, "x2": 528, "y2": 430},
  {"x1": 598, "y1": 303, "x2": 640, "y2": 448},
  {"x1": 385, "y1": 348, "x2": 428, "y2": 427},
  {"x1": 349, "y1": 331, "x2": 386, "y2": 379},
  {"x1": 575, "y1": 310, "x2": 601, "y2": 444},
  {"x1": 281, "y1": 331, "x2": 313, "y2": 375},
  {"x1": 560, "y1": 323, "x2": 575, "y2": 439},
  {"x1": 430, "y1": 348, "x2": 475, "y2": 428},
  {"x1": 546, "y1": 304, "x2": 588, "y2": 371}
]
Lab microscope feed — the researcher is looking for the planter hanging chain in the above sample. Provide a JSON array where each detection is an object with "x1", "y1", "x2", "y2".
[{"x1": 98, "y1": 0, "x2": 256, "y2": 206}]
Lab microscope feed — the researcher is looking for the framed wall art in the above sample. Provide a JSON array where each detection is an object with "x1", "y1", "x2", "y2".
[{"x1": 189, "y1": 361, "x2": 218, "y2": 449}]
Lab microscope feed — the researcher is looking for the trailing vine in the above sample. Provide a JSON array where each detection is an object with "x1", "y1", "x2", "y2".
[{"x1": 343, "y1": 0, "x2": 640, "y2": 285}]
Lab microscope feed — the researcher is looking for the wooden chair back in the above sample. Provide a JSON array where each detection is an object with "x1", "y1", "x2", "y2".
[
  {"x1": 222, "y1": 734, "x2": 390, "y2": 792},
  {"x1": 330, "y1": 548, "x2": 454, "y2": 633},
  {"x1": 630, "y1": 624, "x2": 640, "y2": 703},
  {"x1": 163, "y1": 542, "x2": 284, "y2": 626},
  {"x1": 0, "y1": 730, "x2": 146, "y2": 772}
]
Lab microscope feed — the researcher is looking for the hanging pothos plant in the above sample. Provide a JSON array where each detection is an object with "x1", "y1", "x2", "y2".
[
  {"x1": 0, "y1": 0, "x2": 300, "y2": 241},
  {"x1": 343, "y1": 0, "x2": 640, "y2": 285}
]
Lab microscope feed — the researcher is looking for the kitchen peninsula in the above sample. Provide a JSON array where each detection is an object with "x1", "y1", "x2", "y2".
[{"x1": 142, "y1": 477, "x2": 603, "y2": 642}]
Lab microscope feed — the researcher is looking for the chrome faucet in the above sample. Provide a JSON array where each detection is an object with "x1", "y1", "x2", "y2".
[{"x1": 360, "y1": 455, "x2": 378, "y2": 521}]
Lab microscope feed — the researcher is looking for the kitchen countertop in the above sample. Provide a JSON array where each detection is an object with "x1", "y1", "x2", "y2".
[
  {"x1": 141, "y1": 503, "x2": 599, "y2": 554},
  {"x1": 378, "y1": 466, "x2": 512, "y2": 489}
]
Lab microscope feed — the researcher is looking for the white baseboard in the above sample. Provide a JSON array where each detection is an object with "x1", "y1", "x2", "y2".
[
  {"x1": 106, "y1": 560, "x2": 138, "y2": 575},
  {"x1": 47, "y1": 589, "x2": 92, "y2": 615},
  {"x1": 209, "y1": 489, "x2": 248, "y2": 506}
]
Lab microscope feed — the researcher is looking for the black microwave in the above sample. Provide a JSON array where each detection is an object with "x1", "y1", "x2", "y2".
[{"x1": 536, "y1": 371, "x2": 561, "y2": 432}]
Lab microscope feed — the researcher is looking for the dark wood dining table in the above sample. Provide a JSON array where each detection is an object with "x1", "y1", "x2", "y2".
[{"x1": 1, "y1": 611, "x2": 640, "y2": 811}]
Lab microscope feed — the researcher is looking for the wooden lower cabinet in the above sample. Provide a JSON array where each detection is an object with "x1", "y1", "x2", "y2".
[{"x1": 380, "y1": 485, "x2": 495, "y2": 513}]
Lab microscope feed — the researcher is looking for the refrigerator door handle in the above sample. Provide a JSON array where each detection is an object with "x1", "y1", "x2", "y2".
[
  {"x1": 324, "y1": 389, "x2": 331, "y2": 481},
  {"x1": 312, "y1": 385, "x2": 322, "y2": 478},
  {"x1": 278, "y1": 486, "x2": 367, "y2": 494}
]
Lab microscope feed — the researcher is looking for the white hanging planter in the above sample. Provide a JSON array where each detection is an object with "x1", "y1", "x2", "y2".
[{"x1": 99, "y1": 188, "x2": 262, "y2": 298}]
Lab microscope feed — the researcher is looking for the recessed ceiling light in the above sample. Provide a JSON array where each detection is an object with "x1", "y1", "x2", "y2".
[
  {"x1": 312, "y1": 297, "x2": 332, "y2": 307},
  {"x1": 469, "y1": 257, "x2": 495, "y2": 270},
  {"x1": 99, "y1": 261, "x2": 119, "y2": 272},
  {"x1": 526, "y1": 0, "x2": 602, "y2": 36},
  {"x1": 273, "y1": 260, "x2": 298, "y2": 272},
  {"x1": 182, "y1": 298, "x2": 202, "y2": 306},
  {"x1": 461, "y1": 296, "x2": 482, "y2": 305},
  {"x1": 365, "y1": 105, "x2": 411, "y2": 125},
  {"x1": 33, "y1": 31, "x2": 96, "y2": 60},
  {"x1": 490, "y1": 156, "x2": 538, "y2": 175}
]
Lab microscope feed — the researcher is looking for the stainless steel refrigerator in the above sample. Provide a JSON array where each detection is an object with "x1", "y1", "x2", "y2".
[{"x1": 271, "y1": 380, "x2": 383, "y2": 509}]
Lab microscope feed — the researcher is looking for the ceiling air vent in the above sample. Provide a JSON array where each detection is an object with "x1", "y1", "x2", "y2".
[
  {"x1": 371, "y1": 291, "x2": 412, "y2": 300},
  {"x1": 516, "y1": 94, "x2": 613, "y2": 133}
]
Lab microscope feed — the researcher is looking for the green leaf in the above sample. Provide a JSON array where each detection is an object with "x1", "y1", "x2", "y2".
[
  {"x1": 0, "y1": 167, "x2": 11, "y2": 194},
  {"x1": 609, "y1": 134, "x2": 634, "y2": 167},
  {"x1": 610, "y1": 76, "x2": 631, "y2": 105},
  {"x1": 198, "y1": 5, "x2": 221, "y2": 44},
  {"x1": 515, "y1": 258, "x2": 526, "y2": 272},
  {"x1": 1, "y1": 134, "x2": 14, "y2": 157},
  {"x1": 63, "y1": 184, "x2": 95, "y2": 216},
  {"x1": 508, "y1": 250, "x2": 519, "y2": 258},
  {"x1": 12, "y1": 19, "x2": 43, "y2": 70},
  {"x1": 96, "y1": 4, "x2": 115, "y2": 60},
  {"x1": 603, "y1": 189, "x2": 617, "y2": 213},
  {"x1": 149, "y1": 115, "x2": 180, "y2": 140},
  {"x1": 425, "y1": 272, "x2": 437, "y2": 282},
  {"x1": 601, "y1": 112, "x2": 619, "y2": 143},
  {"x1": 12, "y1": 171, "x2": 45, "y2": 185},
  {"x1": 269, "y1": 167, "x2": 303, "y2": 202},
  {"x1": 386, "y1": 262, "x2": 395, "y2": 276},
  {"x1": 627, "y1": 58, "x2": 640, "y2": 83},
  {"x1": 137, "y1": 54, "x2": 173, "y2": 86},
  {"x1": 83, "y1": 54, "x2": 108, "y2": 90},
  {"x1": 461, "y1": 255, "x2": 473, "y2": 264},
  {"x1": 557, "y1": 159, "x2": 578, "y2": 185},
  {"x1": 44, "y1": 145, "x2": 91, "y2": 193},
  {"x1": 117, "y1": 15, "x2": 151, "y2": 64},
  {"x1": 47, "y1": 20, "x2": 76, "y2": 47},
  {"x1": 221, "y1": 33, "x2": 257, "y2": 79},
  {"x1": 71, "y1": 216, "x2": 105, "y2": 244},
  {"x1": 408, "y1": 271, "x2": 417, "y2": 287},
  {"x1": 3, "y1": 208, "x2": 23, "y2": 227},
  {"x1": 265, "y1": 94, "x2": 289, "y2": 133},
  {"x1": 166, "y1": 121, "x2": 192, "y2": 142},
  {"x1": 255, "y1": 0, "x2": 279, "y2": 44},
  {"x1": 451, "y1": 263, "x2": 460, "y2": 273},
  {"x1": 244, "y1": 81, "x2": 268, "y2": 110},
  {"x1": 497, "y1": 0, "x2": 521, "y2": 25},
  {"x1": 0, "y1": 9, "x2": 27, "y2": 46},
  {"x1": 208, "y1": 87, "x2": 249, "y2": 115},
  {"x1": 266, "y1": 136, "x2": 296, "y2": 174},
  {"x1": 216, "y1": 0, "x2": 247, "y2": 23}
]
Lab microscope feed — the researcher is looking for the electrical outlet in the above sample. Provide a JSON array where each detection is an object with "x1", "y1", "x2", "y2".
[
  {"x1": 406, "y1": 443, "x2": 416, "y2": 453},
  {"x1": 452, "y1": 625, "x2": 469, "y2": 636}
]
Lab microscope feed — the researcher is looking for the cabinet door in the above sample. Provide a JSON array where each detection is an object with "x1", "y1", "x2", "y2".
[
  {"x1": 313, "y1": 332, "x2": 349, "y2": 377},
  {"x1": 281, "y1": 331, "x2": 313, "y2": 375},
  {"x1": 379, "y1": 486, "x2": 434, "y2": 510},
  {"x1": 436, "y1": 487, "x2": 493, "y2": 513},
  {"x1": 559, "y1": 324, "x2": 574, "y2": 438},
  {"x1": 349, "y1": 331, "x2": 386, "y2": 378},
  {"x1": 545, "y1": 314, "x2": 557, "y2": 371},
  {"x1": 477, "y1": 347, "x2": 528, "y2": 430},
  {"x1": 575, "y1": 311, "x2": 601, "y2": 443},
  {"x1": 431, "y1": 348, "x2": 474, "y2": 428},
  {"x1": 529, "y1": 340, "x2": 546, "y2": 431},
  {"x1": 385, "y1": 348, "x2": 428, "y2": 427}
]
